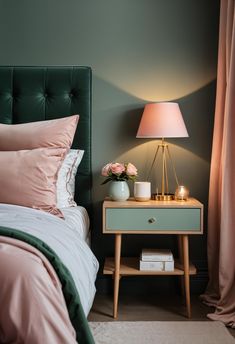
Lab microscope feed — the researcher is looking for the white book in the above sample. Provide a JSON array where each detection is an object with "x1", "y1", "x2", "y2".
[
  {"x1": 164, "y1": 261, "x2": 174, "y2": 271},
  {"x1": 139, "y1": 259, "x2": 174, "y2": 271},
  {"x1": 141, "y1": 249, "x2": 173, "y2": 262},
  {"x1": 139, "y1": 260, "x2": 164, "y2": 271}
]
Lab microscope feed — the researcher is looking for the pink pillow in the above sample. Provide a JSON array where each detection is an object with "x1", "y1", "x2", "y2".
[
  {"x1": 0, "y1": 115, "x2": 79, "y2": 150},
  {"x1": 0, "y1": 148, "x2": 67, "y2": 217}
]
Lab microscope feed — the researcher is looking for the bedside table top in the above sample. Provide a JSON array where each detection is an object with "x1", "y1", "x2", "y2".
[{"x1": 103, "y1": 197, "x2": 203, "y2": 209}]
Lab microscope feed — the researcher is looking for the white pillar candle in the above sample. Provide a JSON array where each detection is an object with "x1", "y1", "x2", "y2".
[{"x1": 134, "y1": 182, "x2": 151, "y2": 201}]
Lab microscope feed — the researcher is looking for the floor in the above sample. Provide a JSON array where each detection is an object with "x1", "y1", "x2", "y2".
[{"x1": 88, "y1": 293, "x2": 235, "y2": 339}]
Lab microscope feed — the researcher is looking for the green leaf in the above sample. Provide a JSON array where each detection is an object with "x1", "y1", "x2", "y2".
[{"x1": 101, "y1": 177, "x2": 113, "y2": 185}]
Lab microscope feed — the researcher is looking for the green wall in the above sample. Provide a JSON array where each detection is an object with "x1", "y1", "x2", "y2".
[{"x1": 0, "y1": 0, "x2": 220, "y2": 292}]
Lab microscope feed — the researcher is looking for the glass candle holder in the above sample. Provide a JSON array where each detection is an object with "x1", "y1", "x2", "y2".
[{"x1": 175, "y1": 185, "x2": 189, "y2": 201}]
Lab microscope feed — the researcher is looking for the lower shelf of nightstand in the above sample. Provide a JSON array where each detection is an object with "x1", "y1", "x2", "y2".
[{"x1": 103, "y1": 257, "x2": 197, "y2": 276}]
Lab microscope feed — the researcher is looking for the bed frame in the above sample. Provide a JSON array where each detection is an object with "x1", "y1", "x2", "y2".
[{"x1": 0, "y1": 66, "x2": 92, "y2": 211}]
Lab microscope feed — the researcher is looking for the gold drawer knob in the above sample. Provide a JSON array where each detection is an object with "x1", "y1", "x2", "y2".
[{"x1": 148, "y1": 217, "x2": 156, "y2": 224}]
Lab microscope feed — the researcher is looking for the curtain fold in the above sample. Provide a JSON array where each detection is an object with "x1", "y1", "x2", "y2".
[{"x1": 201, "y1": 0, "x2": 235, "y2": 328}]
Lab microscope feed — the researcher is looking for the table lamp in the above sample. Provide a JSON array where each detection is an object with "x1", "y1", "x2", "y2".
[{"x1": 136, "y1": 102, "x2": 188, "y2": 200}]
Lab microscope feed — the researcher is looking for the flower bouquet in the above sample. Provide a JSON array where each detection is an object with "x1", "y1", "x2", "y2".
[{"x1": 101, "y1": 162, "x2": 138, "y2": 184}]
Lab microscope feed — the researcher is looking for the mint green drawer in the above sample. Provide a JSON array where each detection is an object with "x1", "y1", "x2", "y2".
[{"x1": 106, "y1": 208, "x2": 201, "y2": 232}]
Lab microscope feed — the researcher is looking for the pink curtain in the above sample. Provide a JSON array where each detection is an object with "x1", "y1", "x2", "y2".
[{"x1": 200, "y1": 0, "x2": 235, "y2": 328}]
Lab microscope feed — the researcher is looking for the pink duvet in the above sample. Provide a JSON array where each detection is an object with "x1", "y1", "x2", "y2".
[{"x1": 0, "y1": 236, "x2": 77, "y2": 344}]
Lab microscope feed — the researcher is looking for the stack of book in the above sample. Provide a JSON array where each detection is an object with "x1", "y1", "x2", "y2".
[{"x1": 139, "y1": 248, "x2": 174, "y2": 271}]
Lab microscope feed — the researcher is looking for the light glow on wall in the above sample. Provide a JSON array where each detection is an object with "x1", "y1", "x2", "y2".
[
  {"x1": 115, "y1": 141, "x2": 210, "y2": 195},
  {"x1": 96, "y1": 68, "x2": 216, "y2": 102}
]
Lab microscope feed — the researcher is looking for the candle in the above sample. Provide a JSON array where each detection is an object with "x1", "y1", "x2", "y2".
[
  {"x1": 134, "y1": 182, "x2": 151, "y2": 201},
  {"x1": 175, "y1": 185, "x2": 189, "y2": 201}
]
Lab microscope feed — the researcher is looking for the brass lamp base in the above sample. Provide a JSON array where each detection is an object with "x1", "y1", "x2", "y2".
[
  {"x1": 152, "y1": 193, "x2": 175, "y2": 201},
  {"x1": 147, "y1": 139, "x2": 179, "y2": 202}
]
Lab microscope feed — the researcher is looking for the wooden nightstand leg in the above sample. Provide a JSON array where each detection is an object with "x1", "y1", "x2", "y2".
[
  {"x1": 113, "y1": 234, "x2": 122, "y2": 318},
  {"x1": 178, "y1": 235, "x2": 185, "y2": 297},
  {"x1": 182, "y1": 234, "x2": 191, "y2": 318}
]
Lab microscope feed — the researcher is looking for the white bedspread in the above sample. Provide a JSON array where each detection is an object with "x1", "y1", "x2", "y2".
[
  {"x1": 61, "y1": 206, "x2": 91, "y2": 244},
  {"x1": 0, "y1": 203, "x2": 99, "y2": 316}
]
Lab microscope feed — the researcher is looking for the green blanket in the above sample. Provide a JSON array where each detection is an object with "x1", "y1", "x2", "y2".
[{"x1": 0, "y1": 226, "x2": 95, "y2": 344}]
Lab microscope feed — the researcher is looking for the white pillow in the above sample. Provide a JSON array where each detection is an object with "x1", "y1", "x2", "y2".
[{"x1": 56, "y1": 149, "x2": 84, "y2": 208}]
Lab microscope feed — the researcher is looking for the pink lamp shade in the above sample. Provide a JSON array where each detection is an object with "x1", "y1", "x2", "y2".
[{"x1": 136, "y1": 102, "x2": 189, "y2": 138}]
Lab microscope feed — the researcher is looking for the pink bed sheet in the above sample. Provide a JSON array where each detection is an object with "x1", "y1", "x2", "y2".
[{"x1": 0, "y1": 236, "x2": 77, "y2": 344}]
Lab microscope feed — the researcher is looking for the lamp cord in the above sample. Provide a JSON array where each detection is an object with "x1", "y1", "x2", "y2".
[{"x1": 147, "y1": 145, "x2": 160, "y2": 181}]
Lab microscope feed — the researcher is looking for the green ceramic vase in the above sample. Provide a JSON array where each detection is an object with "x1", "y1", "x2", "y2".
[{"x1": 109, "y1": 181, "x2": 130, "y2": 201}]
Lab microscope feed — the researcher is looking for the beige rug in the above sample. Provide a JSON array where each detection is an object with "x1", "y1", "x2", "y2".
[{"x1": 89, "y1": 321, "x2": 235, "y2": 344}]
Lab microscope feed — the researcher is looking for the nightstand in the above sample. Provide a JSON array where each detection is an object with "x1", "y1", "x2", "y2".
[{"x1": 102, "y1": 198, "x2": 203, "y2": 318}]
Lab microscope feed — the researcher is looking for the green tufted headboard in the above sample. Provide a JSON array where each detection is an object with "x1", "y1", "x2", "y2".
[{"x1": 0, "y1": 66, "x2": 92, "y2": 212}]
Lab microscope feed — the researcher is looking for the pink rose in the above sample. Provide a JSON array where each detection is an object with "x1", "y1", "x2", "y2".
[
  {"x1": 101, "y1": 163, "x2": 112, "y2": 176},
  {"x1": 126, "y1": 163, "x2": 137, "y2": 176},
  {"x1": 110, "y1": 163, "x2": 125, "y2": 175}
]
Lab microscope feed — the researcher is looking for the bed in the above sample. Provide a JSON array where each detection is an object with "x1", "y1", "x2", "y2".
[{"x1": 0, "y1": 66, "x2": 98, "y2": 344}]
